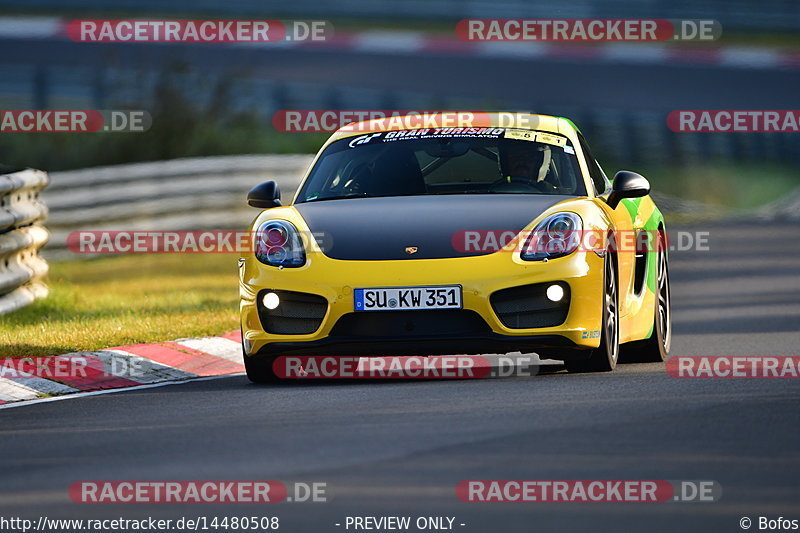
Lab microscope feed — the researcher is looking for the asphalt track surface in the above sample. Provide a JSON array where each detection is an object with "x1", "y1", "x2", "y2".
[
  {"x1": 1, "y1": 221, "x2": 798, "y2": 533},
  {"x1": 3, "y1": 39, "x2": 800, "y2": 111}
]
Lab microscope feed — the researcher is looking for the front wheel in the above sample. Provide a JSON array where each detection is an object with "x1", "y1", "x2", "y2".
[{"x1": 565, "y1": 255, "x2": 619, "y2": 373}]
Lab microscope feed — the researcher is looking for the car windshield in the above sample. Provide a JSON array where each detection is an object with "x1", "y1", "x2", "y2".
[{"x1": 295, "y1": 127, "x2": 587, "y2": 203}]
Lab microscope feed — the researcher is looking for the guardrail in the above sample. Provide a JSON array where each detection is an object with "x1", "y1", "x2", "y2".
[
  {"x1": 44, "y1": 155, "x2": 314, "y2": 260},
  {"x1": 0, "y1": 168, "x2": 50, "y2": 314}
]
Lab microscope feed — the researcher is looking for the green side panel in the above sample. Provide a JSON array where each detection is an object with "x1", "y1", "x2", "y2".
[
  {"x1": 620, "y1": 196, "x2": 642, "y2": 222},
  {"x1": 637, "y1": 202, "x2": 665, "y2": 340},
  {"x1": 643, "y1": 204, "x2": 665, "y2": 294}
]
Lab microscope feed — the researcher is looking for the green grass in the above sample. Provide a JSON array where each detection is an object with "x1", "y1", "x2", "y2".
[
  {"x1": 637, "y1": 163, "x2": 799, "y2": 210},
  {"x1": 0, "y1": 254, "x2": 240, "y2": 357}
]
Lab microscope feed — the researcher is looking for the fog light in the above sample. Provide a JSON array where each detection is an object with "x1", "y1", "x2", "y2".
[
  {"x1": 546, "y1": 284, "x2": 564, "y2": 302},
  {"x1": 262, "y1": 292, "x2": 280, "y2": 310}
]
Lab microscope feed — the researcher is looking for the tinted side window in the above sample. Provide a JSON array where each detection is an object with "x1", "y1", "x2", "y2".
[{"x1": 577, "y1": 133, "x2": 610, "y2": 195}]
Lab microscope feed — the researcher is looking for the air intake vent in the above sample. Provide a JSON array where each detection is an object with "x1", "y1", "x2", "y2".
[
  {"x1": 257, "y1": 290, "x2": 328, "y2": 335},
  {"x1": 490, "y1": 283, "x2": 570, "y2": 329}
]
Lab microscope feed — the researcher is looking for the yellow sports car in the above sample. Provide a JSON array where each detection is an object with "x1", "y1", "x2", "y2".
[{"x1": 239, "y1": 113, "x2": 671, "y2": 381}]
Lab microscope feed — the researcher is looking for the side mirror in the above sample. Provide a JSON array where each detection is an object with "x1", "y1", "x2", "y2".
[
  {"x1": 247, "y1": 181, "x2": 282, "y2": 209},
  {"x1": 607, "y1": 171, "x2": 650, "y2": 209}
]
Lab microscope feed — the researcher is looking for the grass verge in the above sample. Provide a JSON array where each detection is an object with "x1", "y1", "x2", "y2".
[
  {"x1": 608, "y1": 162, "x2": 800, "y2": 210},
  {"x1": 0, "y1": 253, "x2": 239, "y2": 357}
]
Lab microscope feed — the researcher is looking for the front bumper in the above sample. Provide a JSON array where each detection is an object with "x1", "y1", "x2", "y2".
[{"x1": 240, "y1": 249, "x2": 605, "y2": 358}]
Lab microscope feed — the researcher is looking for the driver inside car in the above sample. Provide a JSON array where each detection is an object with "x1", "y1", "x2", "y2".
[{"x1": 496, "y1": 140, "x2": 557, "y2": 192}]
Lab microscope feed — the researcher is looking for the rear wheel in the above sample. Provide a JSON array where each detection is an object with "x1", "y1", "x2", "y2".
[
  {"x1": 565, "y1": 255, "x2": 619, "y2": 373},
  {"x1": 621, "y1": 232, "x2": 671, "y2": 363}
]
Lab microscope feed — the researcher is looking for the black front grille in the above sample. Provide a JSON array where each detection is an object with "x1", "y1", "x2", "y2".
[
  {"x1": 330, "y1": 310, "x2": 491, "y2": 338},
  {"x1": 490, "y1": 282, "x2": 570, "y2": 329},
  {"x1": 257, "y1": 290, "x2": 328, "y2": 335}
]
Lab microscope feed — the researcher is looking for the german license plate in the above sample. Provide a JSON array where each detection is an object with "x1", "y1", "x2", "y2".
[{"x1": 354, "y1": 285, "x2": 462, "y2": 311}]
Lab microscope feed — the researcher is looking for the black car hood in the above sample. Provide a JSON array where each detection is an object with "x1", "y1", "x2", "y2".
[{"x1": 294, "y1": 194, "x2": 572, "y2": 261}]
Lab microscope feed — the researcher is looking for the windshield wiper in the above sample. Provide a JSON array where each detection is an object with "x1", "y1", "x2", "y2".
[{"x1": 300, "y1": 193, "x2": 372, "y2": 203}]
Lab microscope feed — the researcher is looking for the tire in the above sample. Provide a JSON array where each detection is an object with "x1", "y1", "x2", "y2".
[
  {"x1": 621, "y1": 231, "x2": 671, "y2": 363},
  {"x1": 242, "y1": 347, "x2": 280, "y2": 384},
  {"x1": 565, "y1": 254, "x2": 620, "y2": 373}
]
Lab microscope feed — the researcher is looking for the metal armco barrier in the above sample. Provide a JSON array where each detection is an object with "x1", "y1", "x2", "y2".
[
  {"x1": 44, "y1": 155, "x2": 314, "y2": 260},
  {"x1": 0, "y1": 168, "x2": 50, "y2": 314}
]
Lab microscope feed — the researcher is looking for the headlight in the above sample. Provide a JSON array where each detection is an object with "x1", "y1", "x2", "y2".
[
  {"x1": 255, "y1": 220, "x2": 306, "y2": 268},
  {"x1": 520, "y1": 212, "x2": 582, "y2": 261}
]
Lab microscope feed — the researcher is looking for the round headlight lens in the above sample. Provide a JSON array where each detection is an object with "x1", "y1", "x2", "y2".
[
  {"x1": 265, "y1": 227, "x2": 287, "y2": 247},
  {"x1": 266, "y1": 246, "x2": 288, "y2": 263},
  {"x1": 547, "y1": 215, "x2": 574, "y2": 237},
  {"x1": 256, "y1": 220, "x2": 306, "y2": 268},
  {"x1": 521, "y1": 212, "x2": 583, "y2": 261}
]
